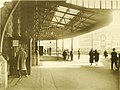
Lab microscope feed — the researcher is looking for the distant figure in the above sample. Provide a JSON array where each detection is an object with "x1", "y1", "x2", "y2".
[
  {"x1": 89, "y1": 49, "x2": 94, "y2": 66},
  {"x1": 111, "y1": 48, "x2": 119, "y2": 70},
  {"x1": 70, "y1": 49, "x2": 73, "y2": 61},
  {"x1": 94, "y1": 50, "x2": 99, "y2": 66},
  {"x1": 49, "y1": 47, "x2": 51, "y2": 55},
  {"x1": 78, "y1": 48, "x2": 80, "y2": 59},
  {"x1": 63, "y1": 50, "x2": 67, "y2": 61},
  {"x1": 17, "y1": 47, "x2": 28, "y2": 77},
  {"x1": 44, "y1": 49, "x2": 46, "y2": 55},
  {"x1": 66, "y1": 49, "x2": 70, "y2": 61},
  {"x1": 104, "y1": 50, "x2": 108, "y2": 58}
]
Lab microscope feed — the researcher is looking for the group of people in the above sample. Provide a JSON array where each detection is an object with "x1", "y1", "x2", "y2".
[
  {"x1": 89, "y1": 49, "x2": 99, "y2": 66},
  {"x1": 62, "y1": 49, "x2": 73, "y2": 61},
  {"x1": 44, "y1": 47, "x2": 51, "y2": 55},
  {"x1": 89, "y1": 48, "x2": 120, "y2": 70}
]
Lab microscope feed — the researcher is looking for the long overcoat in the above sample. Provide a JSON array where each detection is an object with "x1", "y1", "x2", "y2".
[
  {"x1": 89, "y1": 50, "x2": 94, "y2": 63},
  {"x1": 17, "y1": 49, "x2": 27, "y2": 70}
]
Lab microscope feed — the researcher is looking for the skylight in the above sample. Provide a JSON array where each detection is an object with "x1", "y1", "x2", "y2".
[
  {"x1": 58, "y1": 6, "x2": 68, "y2": 11},
  {"x1": 68, "y1": 8, "x2": 79, "y2": 15}
]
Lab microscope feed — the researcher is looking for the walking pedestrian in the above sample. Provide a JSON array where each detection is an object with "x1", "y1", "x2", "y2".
[
  {"x1": 78, "y1": 48, "x2": 80, "y2": 59},
  {"x1": 94, "y1": 50, "x2": 99, "y2": 66},
  {"x1": 89, "y1": 49, "x2": 94, "y2": 66},
  {"x1": 104, "y1": 50, "x2": 108, "y2": 58},
  {"x1": 63, "y1": 50, "x2": 67, "y2": 61},
  {"x1": 111, "y1": 48, "x2": 119, "y2": 70}
]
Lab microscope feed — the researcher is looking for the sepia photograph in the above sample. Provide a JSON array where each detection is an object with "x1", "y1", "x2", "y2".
[{"x1": 0, "y1": 0, "x2": 120, "y2": 90}]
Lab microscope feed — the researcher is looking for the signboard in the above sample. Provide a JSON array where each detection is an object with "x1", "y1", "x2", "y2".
[{"x1": 13, "y1": 40, "x2": 19, "y2": 46}]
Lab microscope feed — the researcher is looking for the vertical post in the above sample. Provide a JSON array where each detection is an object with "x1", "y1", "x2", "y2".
[
  {"x1": 0, "y1": 7, "x2": 1, "y2": 38},
  {"x1": 100, "y1": 0, "x2": 102, "y2": 9},
  {"x1": 56, "y1": 39, "x2": 58, "y2": 56},
  {"x1": 71, "y1": 21, "x2": 73, "y2": 51},
  {"x1": 32, "y1": 37, "x2": 36, "y2": 66},
  {"x1": 82, "y1": 0, "x2": 84, "y2": 7},
  {"x1": 76, "y1": 0, "x2": 78, "y2": 5},
  {"x1": 116, "y1": 0, "x2": 118, "y2": 9},
  {"x1": 91, "y1": 33, "x2": 93, "y2": 49},
  {"x1": 71, "y1": 37, "x2": 73, "y2": 51},
  {"x1": 36, "y1": 40, "x2": 39, "y2": 65},
  {"x1": 62, "y1": 39, "x2": 64, "y2": 52},
  {"x1": 88, "y1": 0, "x2": 89, "y2": 8},
  {"x1": 105, "y1": 0, "x2": 106, "y2": 9},
  {"x1": 29, "y1": 38, "x2": 32, "y2": 75},
  {"x1": 94, "y1": 0, "x2": 95, "y2": 8},
  {"x1": 111, "y1": 0, "x2": 113, "y2": 9}
]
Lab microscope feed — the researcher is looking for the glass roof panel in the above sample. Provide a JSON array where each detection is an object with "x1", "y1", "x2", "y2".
[
  {"x1": 58, "y1": 6, "x2": 68, "y2": 12},
  {"x1": 65, "y1": 19, "x2": 71, "y2": 23},
  {"x1": 64, "y1": 14, "x2": 74, "y2": 19},
  {"x1": 52, "y1": 16, "x2": 61, "y2": 22},
  {"x1": 68, "y1": 8, "x2": 79, "y2": 14},
  {"x1": 55, "y1": 17, "x2": 61, "y2": 22},
  {"x1": 52, "y1": 17, "x2": 56, "y2": 22},
  {"x1": 55, "y1": 12, "x2": 64, "y2": 17},
  {"x1": 61, "y1": 19, "x2": 71, "y2": 24},
  {"x1": 61, "y1": 19, "x2": 66, "y2": 24}
]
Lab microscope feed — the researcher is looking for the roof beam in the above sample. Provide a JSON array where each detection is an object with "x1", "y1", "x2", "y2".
[
  {"x1": 55, "y1": 15, "x2": 71, "y2": 20},
  {"x1": 51, "y1": 21, "x2": 65, "y2": 25},
  {"x1": 41, "y1": 17, "x2": 65, "y2": 26},
  {"x1": 56, "y1": 10, "x2": 76, "y2": 16},
  {"x1": 59, "y1": 2, "x2": 97, "y2": 13},
  {"x1": 55, "y1": 10, "x2": 96, "y2": 21}
]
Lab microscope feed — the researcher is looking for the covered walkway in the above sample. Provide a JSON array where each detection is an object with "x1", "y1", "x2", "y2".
[
  {"x1": 6, "y1": 55, "x2": 119, "y2": 90},
  {"x1": 0, "y1": 0, "x2": 120, "y2": 90}
]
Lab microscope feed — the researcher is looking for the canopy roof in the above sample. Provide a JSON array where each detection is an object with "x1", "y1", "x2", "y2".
[{"x1": 1, "y1": 1, "x2": 112, "y2": 40}]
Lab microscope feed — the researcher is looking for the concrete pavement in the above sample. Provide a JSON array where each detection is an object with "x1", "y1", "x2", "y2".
[{"x1": 6, "y1": 55, "x2": 120, "y2": 90}]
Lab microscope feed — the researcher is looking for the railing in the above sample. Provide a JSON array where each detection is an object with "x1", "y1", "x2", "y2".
[
  {"x1": 0, "y1": 56, "x2": 7, "y2": 90},
  {"x1": 66, "y1": 0, "x2": 120, "y2": 9}
]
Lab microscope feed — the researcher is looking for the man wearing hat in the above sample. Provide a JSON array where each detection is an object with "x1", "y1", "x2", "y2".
[{"x1": 111, "y1": 48, "x2": 119, "y2": 70}]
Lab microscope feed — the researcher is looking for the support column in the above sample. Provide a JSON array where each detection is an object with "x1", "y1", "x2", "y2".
[
  {"x1": 36, "y1": 40, "x2": 39, "y2": 65},
  {"x1": 62, "y1": 39, "x2": 64, "y2": 52},
  {"x1": 0, "y1": 56, "x2": 7, "y2": 90},
  {"x1": 100, "y1": 0, "x2": 102, "y2": 9},
  {"x1": 56, "y1": 40, "x2": 58, "y2": 55},
  {"x1": 0, "y1": 1, "x2": 19, "y2": 89},
  {"x1": 32, "y1": 37, "x2": 37, "y2": 66},
  {"x1": 71, "y1": 37, "x2": 73, "y2": 51},
  {"x1": 91, "y1": 33, "x2": 93, "y2": 49}
]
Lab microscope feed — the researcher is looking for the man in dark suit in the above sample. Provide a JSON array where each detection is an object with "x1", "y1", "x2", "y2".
[{"x1": 111, "y1": 48, "x2": 119, "y2": 70}]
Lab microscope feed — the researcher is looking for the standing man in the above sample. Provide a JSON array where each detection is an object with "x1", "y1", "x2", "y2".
[
  {"x1": 111, "y1": 48, "x2": 119, "y2": 70},
  {"x1": 17, "y1": 47, "x2": 28, "y2": 77},
  {"x1": 78, "y1": 48, "x2": 80, "y2": 59},
  {"x1": 70, "y1": 49, "x2": 73, "y2": 61}
]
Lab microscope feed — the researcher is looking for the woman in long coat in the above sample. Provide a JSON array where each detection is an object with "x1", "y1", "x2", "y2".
[
  {"x1": 89, "y1": 49, "x2": 94, "y2": 66},
  {"x1": 94, "y1": 50, "x2": 99, "y2": 66},
  {"x1": 17, "y1": 47, "x2": 28, "y2": 77}
]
